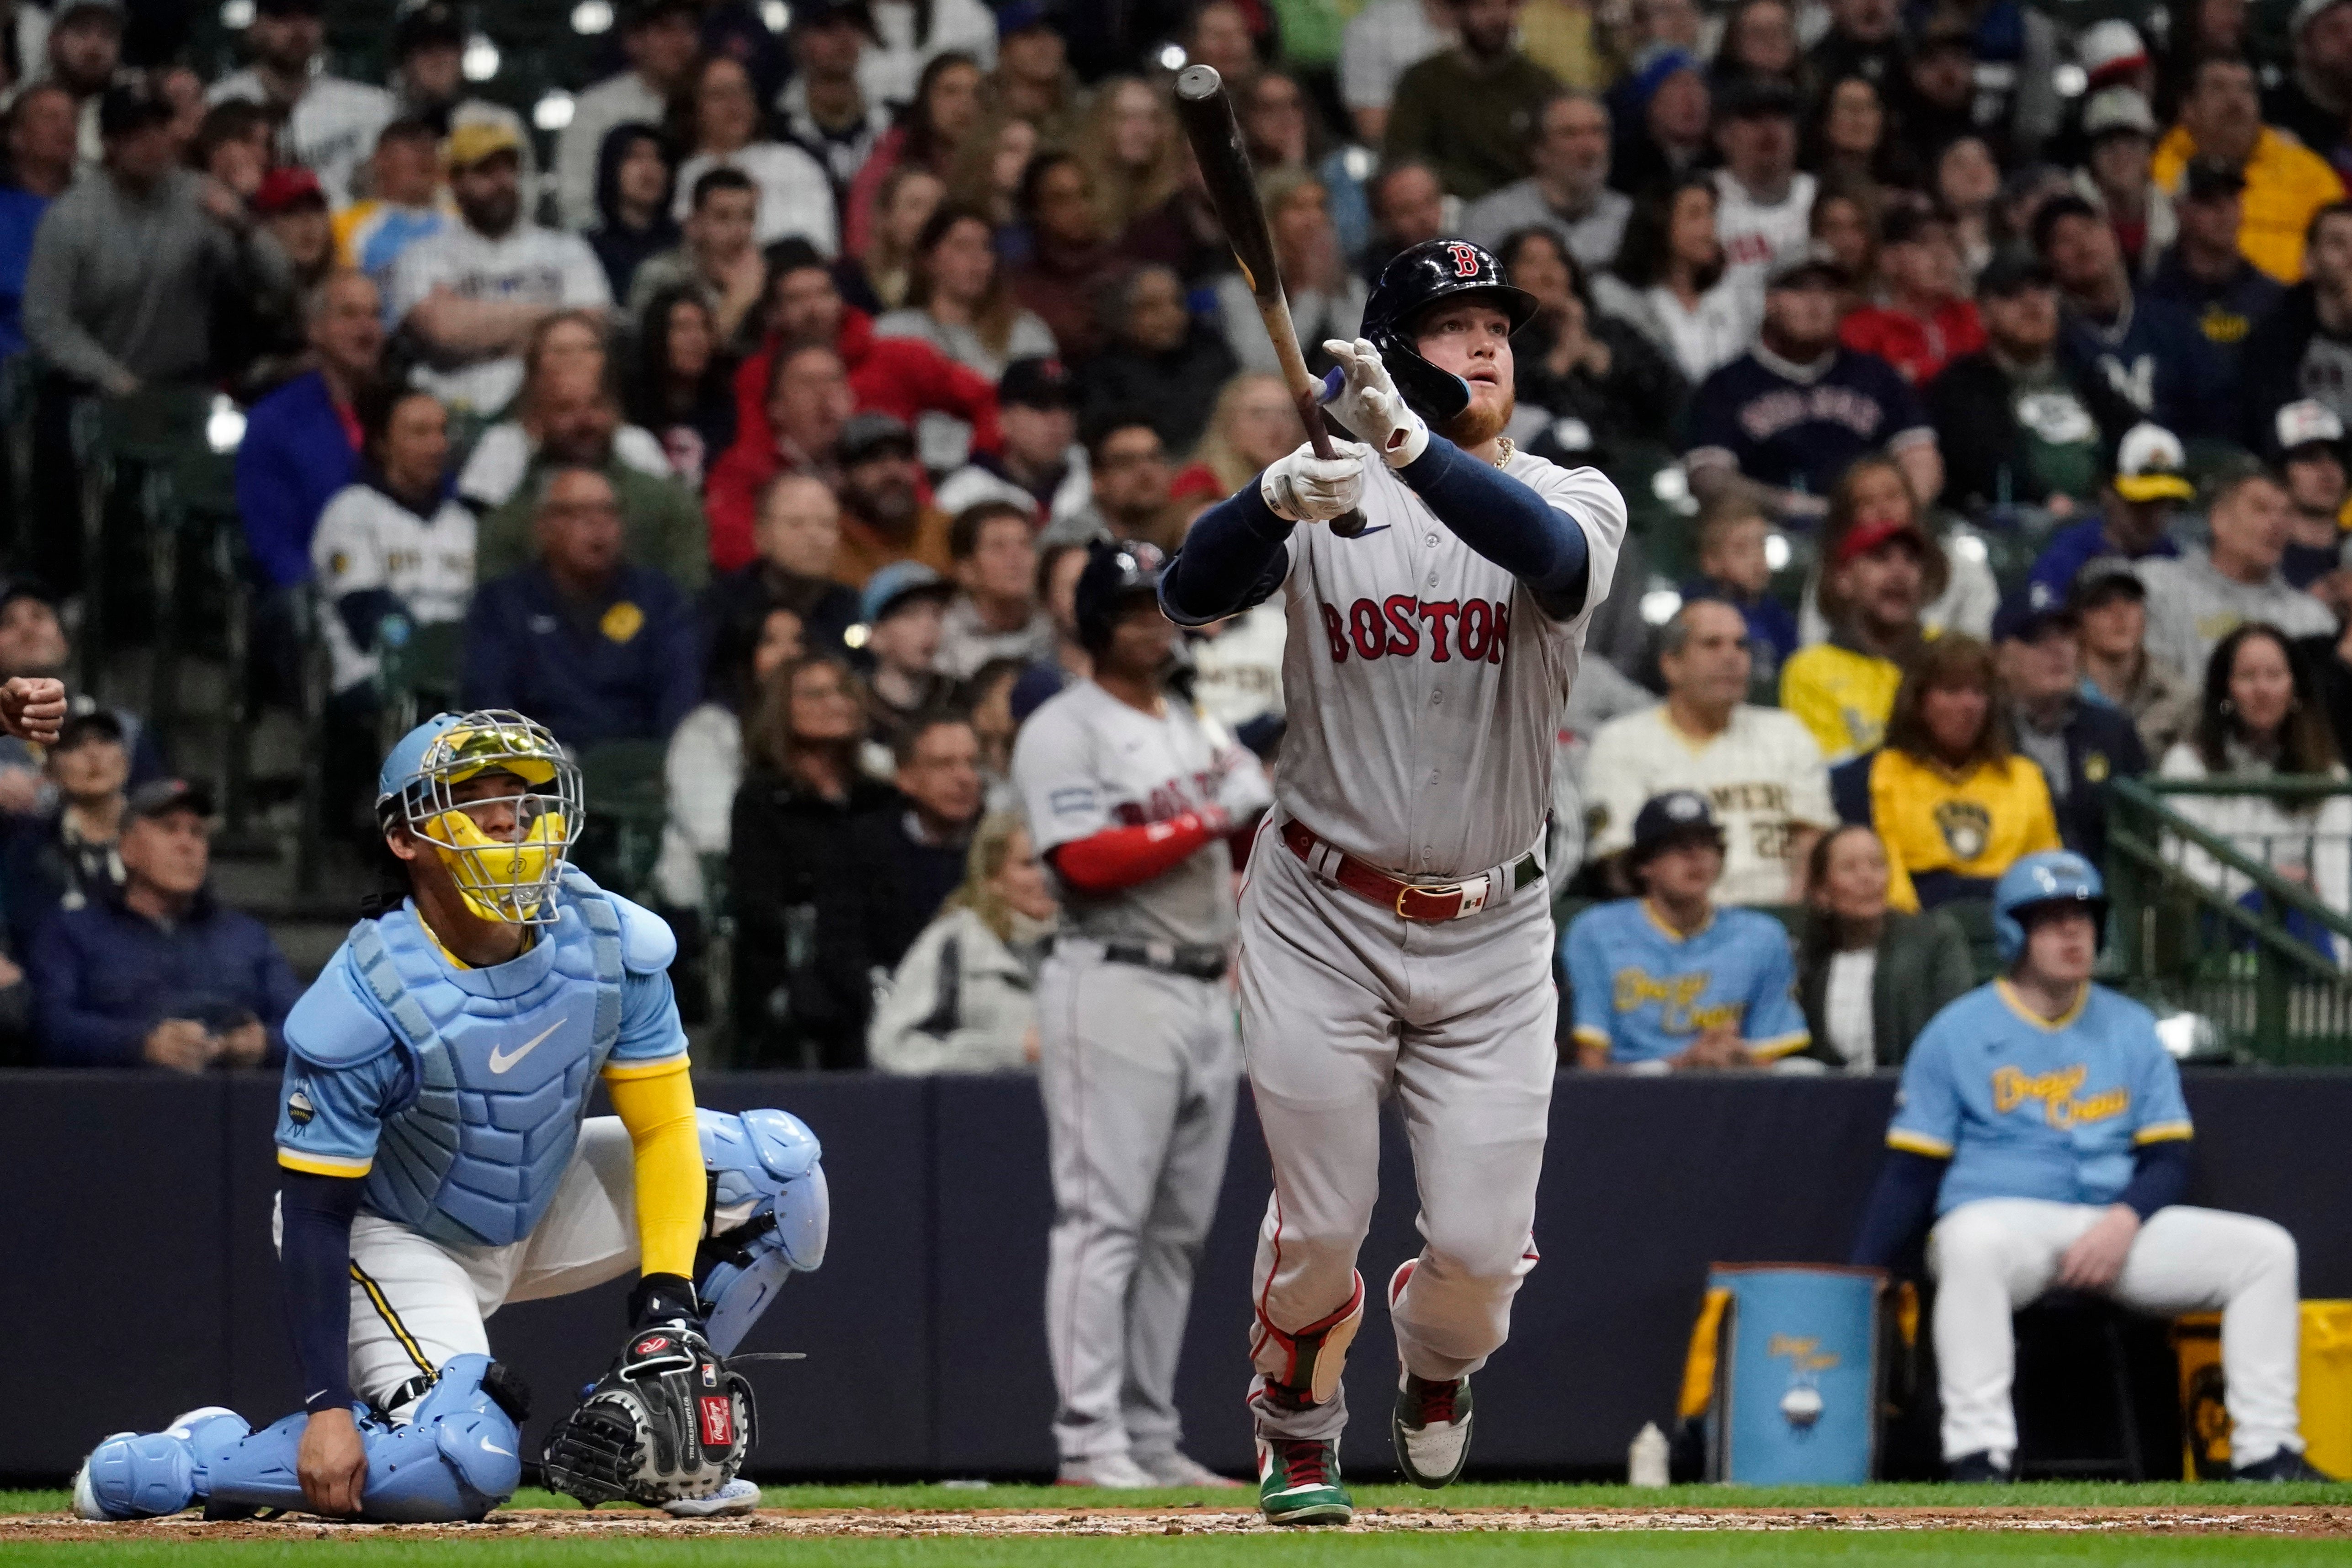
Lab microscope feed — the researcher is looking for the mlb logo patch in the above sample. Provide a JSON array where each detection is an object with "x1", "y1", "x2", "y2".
[{"x1": 698, "y1": 1395, "x2": 734, "y2": 1447}]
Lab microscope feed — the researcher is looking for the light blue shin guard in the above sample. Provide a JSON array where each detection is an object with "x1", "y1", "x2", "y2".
[{"x1": 697, "y1": 1108, "x2": 829, "y2": 1356}]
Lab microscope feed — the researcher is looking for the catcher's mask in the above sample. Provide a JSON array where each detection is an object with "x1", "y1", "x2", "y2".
[{"x1": 376, "y1": 710, "x2": 582, "y2": 925}]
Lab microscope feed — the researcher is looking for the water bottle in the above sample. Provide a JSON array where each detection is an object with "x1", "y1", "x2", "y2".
[{"x1": 1628, "y1": 1421, "x2": 1671, "y2": 1488}]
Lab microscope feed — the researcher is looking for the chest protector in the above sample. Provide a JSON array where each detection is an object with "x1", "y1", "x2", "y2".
[{"x1": 353, "y1": 870, "x2": 626, "y2": 1249}]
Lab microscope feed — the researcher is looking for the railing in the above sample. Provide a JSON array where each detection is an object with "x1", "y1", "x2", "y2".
[{"x1": 2105, "y1": 775, "x2": 2352, "y2": 1065}]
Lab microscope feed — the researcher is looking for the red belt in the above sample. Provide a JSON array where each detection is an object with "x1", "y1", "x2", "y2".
[{"x1": 1280, "y1": 819, "x2": 1535, "y2": 923}]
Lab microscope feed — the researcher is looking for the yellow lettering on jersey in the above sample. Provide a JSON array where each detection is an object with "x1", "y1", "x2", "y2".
[
  {"x1": 1767, "y1": 1334, "x2": 1841, "y2": 1373},
  {"x1": 1612, "y1": 968, "x2": 1745, "y2": 1034},
  {"x1": 1990, "y1": 1063, "x2": 2130, "y2": 1129}
]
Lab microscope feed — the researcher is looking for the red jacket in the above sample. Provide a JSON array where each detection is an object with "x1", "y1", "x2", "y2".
[
  {"x1": 1839, "y1": 298, "x2": 1985, "y2": 387},
  {"x1": 731, "y1": 307, "x2": 1002, "y2": 472}
]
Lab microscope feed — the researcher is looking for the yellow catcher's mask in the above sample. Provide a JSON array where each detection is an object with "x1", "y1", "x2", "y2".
[{"x1": 378, "y1": 711, "x2": 583, "y2": 925}]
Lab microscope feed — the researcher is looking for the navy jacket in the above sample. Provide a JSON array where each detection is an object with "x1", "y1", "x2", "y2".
[
  {"x1": 234, "y1": 369, "x2": 359, "y2": 590},
  {"x1": 33, "y1": 887, "x2": 301, "y2": 1066},
  {"x1": 461, "y1": 562, "x2": 701, "y2": 749},
  {"x1": 2018, "y1": 697, "x2": 2150, "y2": 870},
  {"x1": 2056, "y1": 292, "x2": 2228, "y2": 441}
]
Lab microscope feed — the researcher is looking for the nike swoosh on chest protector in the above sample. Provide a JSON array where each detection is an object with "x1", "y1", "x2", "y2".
[{"x1": 487, "y1": 1019, "x2": 565, "y2": 1075}]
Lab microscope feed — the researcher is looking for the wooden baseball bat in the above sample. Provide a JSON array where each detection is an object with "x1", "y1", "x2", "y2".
[{"x1": 1171, "y1": 64, "x2": 1368, "y2": 538}]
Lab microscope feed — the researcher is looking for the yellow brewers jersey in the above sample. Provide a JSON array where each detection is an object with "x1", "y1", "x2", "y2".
[
  {"x1": 1779, "y1": 642, "x2": 1904, "y2": 765},
  {"x1": 1866, "y1": 749, "x2": 2062, "y2": 912}
]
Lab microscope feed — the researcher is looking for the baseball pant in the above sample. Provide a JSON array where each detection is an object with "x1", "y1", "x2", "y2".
[
  {"x1": 1038, "y1": 943, "x2": 1240, "y2": 1463},
  {"x1": 1237, "y1": 823, "x2": 1557, "y2": 1444},
  {"x1": 1928, "y1": 1198, "x2": 2304, "y2": 1465},
  {"x1": 275, "y1": 1118, "x2": 642, "y2": 1419}
]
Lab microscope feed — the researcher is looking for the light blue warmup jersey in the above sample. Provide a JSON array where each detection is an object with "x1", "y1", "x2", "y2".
[
  {"x1": 1888, "y1": 980, "x2": 2194, "y2": 1215},
  {"x1": 1562, "y1": 899, "x2": 1809, "y2": 1065}
]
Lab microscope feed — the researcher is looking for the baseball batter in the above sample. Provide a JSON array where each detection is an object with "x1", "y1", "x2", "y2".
[
  {"x1": 1851, "y1": 851, "x2": 2322, "y2": 1483},
  {"x1": 70, "y1": 712, "x2": 830, "y2": 1523},
  {"x1": 1011, "y1": 541, "x2": 1272, "y2": 1488},
  {"x1": 1161, "y1": 238, "x2": 1628, "y2": 1524}
]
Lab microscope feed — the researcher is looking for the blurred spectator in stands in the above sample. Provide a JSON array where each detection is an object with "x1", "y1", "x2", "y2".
[
  {"x1": 205, "y1": 0, "x2": 391, "y2": 206},
  {"x1": 936, "y1": 355, "x2": 1090, "y2": 526},
  {"x1": 1502, "y1": 230, "x2": 1686, "y2": 473},
  {"x1": 942, "y1": 109, "x2": 1039, "y2": 241},
  {"x1": 2240, "y1": 203, "x2": 2352, "y2": 446},
  {"x1": 2073, "y1": 89, "x2": 2169, "y2": 278},
  {"x1": 333, "y1": 117, "x2": 447, "y2": 302},
  {"x1": 2272, "y1": 401, "x2": 2352, "y2": 591},
  {"x1": 1805, "y1": 74, "x2": 1900, "y2": 194},
  {"x1": 988, "y1": 3, "x2": 1080, "y2": 145},
  {"x1": 2147, "y1": 159, "x2": 2283, "y2": 402},
  {"x1": 32, "y1": 0, "x2": 122, "y2": 165},
  {"x1": 0, "y1": 84, "x2": 75, "y2": 361},
  {"x1": 2075, "y1": 18, "x2": 2156, "y2": 106},
  {"x1": 1712, "y1": 0, "x2": 1806, "y2": 99},
  {"x1": 1046, "y1": 414, "x2": 1176, "y2": 549},
  {"x1": 858, "y1": 712, "x2": 983, "y2": 965},
  {"x1": 2023, "y1": 422, "x2": 2191, "y2": 602},
  {"x1": 1239, "y1": 69, "x2": 1368, "y2": 260},
  {"x1": 2073, "y1": 558, "x2": 2197, "y2": 760},
  {"x1": 1831, "y1": 634, "x2": 2061, "y2": 912},
  {"x1": 1800, "y1": 454, "x2": 1994, "y2": 649},
  {"x1": 843, "y1": 52, "x2": 983, "y2": 259},
  {"x1": 937, "y1": 501, "x2": 1049, "y2": 679},
  {"x1": 559, "y1": 0, "x2": 700, "y2": 230},
  {"x1": 652, "y1": 589, "x2": 807, "y2": 917},
  {"x1": 1793, "y1": 824, "x2": 1976, "y2": 1070},
  {"x1": 708, "y1": 341, "x2": 856, "y2": 573},
  {"x1": 1599, "y1": 175, "x2": 1757, "y2": 386},
  {"x1": 1080, "y1": 265, "x2": 1234, "y2": 455},
  {"x1": 392, "y1": 121, "x2": 610, "y2": 419},
  {"x1": 731, "y1": 651, "x2": 900, "y2": 1068},
  {"x1": 1359, "y1": 157, "x2": 1447, "y2": 282},
  {"x1": 1685, "y1": 248, "x2": 1939, "y2": 522},
  {"x1": 2142, "y1": 462, "x2": 2337, "y2": 680},
  {"x1": 1384, "y1": 0, "x2": 1557, "y2": 203},
  {"x1": 2154, "y1": 56, "x2": 2345, "y2": 286},
  {"x1": 1681, "y1": 495, "x2": 1797, "y2": 686},
  {"x1": 1007, "y1": 152, "x2": 1121, "y2": 363},
  {"x1": 0, "y1": 580, "x2": 161, "y2": 798},
  {"x1": 1341, "y1": 0, "x2": 1454, "y2": 147},
  {"x1": 1214, "y1": 170, "x2": 1364, "y2": 384},
  {"x1": 2269, "y1": 0, "x2": 2352, "y2": 174},
  {"x1": 869, "y1": 809, "x2": 1055, "y2": 1074},
  {"x1": 1564, "y1": 790, "x2": 1812, "y2": 1071},
  {"x1": 1806, "y1": 185, "x2": 1878, "y2": 312},
  {"x1": 1994, "y1": 594, "x2": 2149, "y2": 867},
  {"x1": 33, "y1": 778, "x2": 298, "y2": 1070},
  {"x1": 844, "y1": 165, "x2": 945, "y2": 314},
  {"x1": 1184, "y1": 0, "x2": 1264, "y2": 90},
  {"x1": 857, "y1": 560, "x2": 957, "y2": 755},
  {"x1": 780, "y1": 0, "x2": 891, "y2": 197},
  {"x1": 628, "y1": 288, "x2": 738, "y2": 491},
  {"x1": 833, "y1": 410, "x2": 953, "y2": 585},
  {"x1": 461, "y1": 465, "x2": 699, "y2": 749},
  {"x1": 1085, "y1": 76, "x2": 1187, "y2": 243},
  {"x1": 1900, "y1": 17, "x2": 1980, "y2": 154},
  {"x1": 879, "y1": 205, "x2": 1057, "y2": 377},
  {"x1": 2160, "y1": 620, "x2": 2352, "y2": 939},
  {"x1": 0, "y1": 709, "x2": 127, "y2": 953},
  {"x1": 859, "y1": 0, "x2": 996, "y2": 113},
  {"x1": 1606, "y1": 49, "x2": 1709, "y2": 201},
  {"x1": 387, "y1": 3, "x2": 523, "y2": 155},
  {"x1": 1841, "y1": 206, "x2": 1982, "y2": 387},
  {"x1": 2036, "y1": 194, "x2": 2224, "y2": 439},
  {"x1": 1712, "y1": 79, "x2": 1814, "y2": 308},
  {"x1": 1171, "y1": 370, "x2": 1301, "y2": 509},
  {"x1": 1584, "y1": 599, "x2": 1833, "y2": 904},
  {"x1": 186, "y1": 99, "x2": 270, "y2": 204},
  {"x1": 1809, "y1": 0, "x2": 1901, "y2": 126},
  {"x1": 584, "y1": 122, "x2": 679, "y2": 305},
  {"x1": 255, "y1": 162, "x2": 332, "y2": 278},
  {"x1": 706, "y1": 473, "x2": 863, "y2": 659},
  {"x1": 456, "y1": 313, "x2": 667, "y2": 508},
  {"x1": 234, "y1": 269, "x2": 381, "y2": 599},
  {"x1": 1782, "y1": 503, "x2": 1937, "y2": 761},
  {"x1": 1011, "y1": 541, "x2": 1093, "y2": 719},
  {"x1": 1934, "y1": 136, "x2": 2001, "y2": 283},
  {"x1": 673, "y1": 55, "x2": 837, "y2": 255},
  {"x1": 964, "y1": 655, "x2": 1025, "y2": 806},
  {"x1": 628, "y1": 167, "x2": 768, "y2": 348}
]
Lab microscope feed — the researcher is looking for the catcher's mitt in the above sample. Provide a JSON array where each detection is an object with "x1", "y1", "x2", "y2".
[{"x1": 541, "y1": 1323, "x2": 756, "y2": 1508}]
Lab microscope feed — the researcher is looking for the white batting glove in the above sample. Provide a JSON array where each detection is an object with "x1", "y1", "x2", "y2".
[
  {"x1": 1320, "y1": 338, "x2": 1429, "y2": 468},
  {"x1": 1261, "y1": 438, "x2": 1370, "y2": 523}
]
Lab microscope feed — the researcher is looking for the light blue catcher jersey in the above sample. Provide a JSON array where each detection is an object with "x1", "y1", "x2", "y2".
[
  {"x1": 273, "y1": 869, "x2": 684, "y2": 1249},
  {"x1": 1563, "y1": 899, "x2": 1809, "y2": 1065},
  {"x1": 1888, "y1": 980, "x2": 2193, "y2": 1215}
]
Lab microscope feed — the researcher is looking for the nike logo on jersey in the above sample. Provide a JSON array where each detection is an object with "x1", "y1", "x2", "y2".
[
  {"x1": 1320, "y1": 596, "x2": 1512, "y2": 664},
  {"x1": 488, "y1": 1020, "x2": 564, "y2": 1075},
  {"x1": 1348, "y1": 525, "x2": 1392, "y2": 537}
]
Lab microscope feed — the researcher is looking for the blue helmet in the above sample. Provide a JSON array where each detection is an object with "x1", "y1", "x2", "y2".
[
  {"x1": 376, "y1": 711, "x2": 585, "y2": 925},
  {"x1": 1993, "y1": 850, "x2": 2108, "y2": 965}
]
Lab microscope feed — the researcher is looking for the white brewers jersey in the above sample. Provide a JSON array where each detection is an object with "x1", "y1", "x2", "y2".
[
  {"x1": 310, "y1": 482, "x2": 478, "y2": 695},
  {"x1": 388, "y1": 222, "x2": 613, "y2": 415},
  {"x1": 1189, "y1": 600, "x2": 1288, "y2": 734},
  {"x1": 1580, "y1": 703, "x2": 1834, "y2": 906},
  {"x1": 208, "y1": 70, "x2": 395, "y2": 207},
  {"x1": 1011, "y1": 681, "x2": 1272, "y2": 950},
  {"x1": 1270, "y1": 450, "x2": 1627, "y2": 877}
]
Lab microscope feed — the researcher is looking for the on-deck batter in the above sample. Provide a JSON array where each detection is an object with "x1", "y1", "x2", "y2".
[{"x1": 1161, "y1": 238, "x2": 1628, "y2": 1525}]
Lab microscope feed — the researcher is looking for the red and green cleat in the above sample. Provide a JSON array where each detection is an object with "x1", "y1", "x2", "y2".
[{"x1": 1255, "y1": 1437, "x2": 1353, "y2": 1525}]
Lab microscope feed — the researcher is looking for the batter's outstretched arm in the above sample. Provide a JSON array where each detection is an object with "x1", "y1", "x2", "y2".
[
  {"x1": 1395, "y1": 436, "x2": 1591, "y2": 617},
  {"x1": 279, "y1": 1170, "x2": 366, "y2": 1412},
  {"x1": 1160, "y1": 484, "x2": 1293, "y2": 627}
]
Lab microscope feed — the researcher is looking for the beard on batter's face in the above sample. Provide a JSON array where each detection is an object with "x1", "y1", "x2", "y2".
[{"x1": 1437, "y1": 385, "x2": 1516, "y2": 448}]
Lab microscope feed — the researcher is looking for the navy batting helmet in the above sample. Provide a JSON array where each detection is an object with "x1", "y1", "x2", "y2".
[
  {"x1": 1993, "y1": 850, "x2": 2108, "y2": 965},
  {"x1": 1360, "y1": 238, "x2": 1539, "y2": 422},
  {"x1": 1073, "y1": 538, "x2": 1167, "y2": 653}
]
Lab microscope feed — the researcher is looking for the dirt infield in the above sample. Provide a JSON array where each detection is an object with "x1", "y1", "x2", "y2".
[{"x1": 8, "y1": 1505, "x2": 2352, "y2": 1541}]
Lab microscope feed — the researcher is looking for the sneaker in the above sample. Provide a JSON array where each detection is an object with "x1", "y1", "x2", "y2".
[
  {"x1": 1947, "y1": 1450, "x2": 2016, "y2": 1483},
  {"x1": 1256, "y1": 1438, "x2": 1352, "y2": 1525},
  {"x1": 1135, "y1": 1450, "x2": 1243, "y2": 1488},
  {"x1": 661, "y1": 1478, "x2": 762, "y2": 1517},
  {"x1": 2235, "y1": 1448, "x2": 2331, "y2": 1482},
  {"x1": 1055, "y1": 1452, "x2": 1158, "y2": 1488},
  {"x1": 1391, "y1": 1373, "x2": 1473, "y2": 1489}
]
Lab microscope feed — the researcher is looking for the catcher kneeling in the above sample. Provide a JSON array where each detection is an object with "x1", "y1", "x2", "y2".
[{"x1": 74, "y1": 712, "x2": 828, "y2": 1522}]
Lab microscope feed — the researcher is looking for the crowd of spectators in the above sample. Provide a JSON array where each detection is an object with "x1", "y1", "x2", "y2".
[{"x1": 7, "y1": 0, "x2": 2352, "y2": 1071}]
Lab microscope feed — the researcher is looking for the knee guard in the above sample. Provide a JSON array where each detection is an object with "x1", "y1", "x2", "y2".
[
  {"x1": 1251, "y1": 1272, "x2": 1365, "y2": 1411},
  {"x1": 696, "y1": 1107, "x2": 829, "y2": 1357}
]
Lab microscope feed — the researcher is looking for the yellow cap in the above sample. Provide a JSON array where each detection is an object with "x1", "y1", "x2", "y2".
[{"x1": 446, "y1": 119, "x2": 523, "y2": 170}]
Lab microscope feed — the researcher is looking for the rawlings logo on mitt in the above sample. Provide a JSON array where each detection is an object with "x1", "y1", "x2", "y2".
[{"x1": 542, "y1": 1323, "x2": 756, "y2": 1509}]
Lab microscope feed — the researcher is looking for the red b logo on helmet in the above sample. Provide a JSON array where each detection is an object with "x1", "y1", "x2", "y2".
[{"x1": 1444, "y1": 242, "x2": 1481, "y2": 278}]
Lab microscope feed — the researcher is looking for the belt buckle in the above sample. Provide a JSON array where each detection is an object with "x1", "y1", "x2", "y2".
[{"x1": 1395, "y1": 881, "x2": 1462, "y2": 922}]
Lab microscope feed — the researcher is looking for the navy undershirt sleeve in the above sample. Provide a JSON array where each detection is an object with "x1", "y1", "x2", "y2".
[
  {"x1": 2117, "y1": 1140, "x2": 2191, "y2": 1221},
  {"x1": 280, "y1": 1170, "x2": 366, "y2": 1413},
  {"x1": 1159, "y1": 481, "x2": 1293, "y2": 626},
  {"x1": 1848, "y1": 1149, "x2": 1948, "y2": 1269},
  {"x1": 1394, "y1": 433, "x2": 1591, "y2": 614}
]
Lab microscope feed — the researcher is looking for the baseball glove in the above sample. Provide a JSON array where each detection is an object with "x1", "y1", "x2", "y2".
[{"x1": 541, "y1": 1321, "x2": 756, "y2": 1509}]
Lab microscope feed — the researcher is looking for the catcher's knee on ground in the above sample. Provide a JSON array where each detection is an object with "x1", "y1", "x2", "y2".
[{"x1": 697, "y1": 1107, "x2": 828, "y2": 1356}]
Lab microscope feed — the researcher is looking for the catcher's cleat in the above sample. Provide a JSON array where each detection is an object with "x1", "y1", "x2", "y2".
[
  {"x1": 660, "y1": 1478, "x2": 762, "y2": 1516},
  {"x1": 1391, "y1": 1373, "x2": 1473, "y2": 1489},
  {"x1": 1256, "y1": 1438, "x2": 1353, "y2": 1525}
]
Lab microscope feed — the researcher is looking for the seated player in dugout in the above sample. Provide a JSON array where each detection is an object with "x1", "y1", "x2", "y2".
[
  {"x1": 1850, "y1": 851, "x2": 2325, "y2": 1484},
  {"x1": 72, "y1": 711, "x2": 831, "y2": 1523},
  {"x1": 1562, "y1": 791, "x2": 1811, "y2": 1072}
]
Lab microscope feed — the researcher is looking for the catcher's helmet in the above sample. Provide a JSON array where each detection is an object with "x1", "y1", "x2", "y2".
[
  {"x1": 1361, "y1": 238, "x2": 1539, "y2": 422},
  {"x1": 1073, "y1": 537, "x2": 1167, "y2": 653},
  {"x1": 1993, "y1": 850, "x2": 2108, "y2": 965}
]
